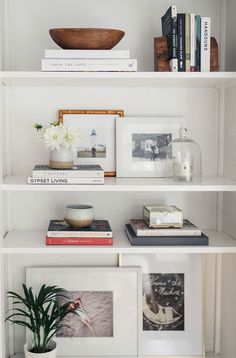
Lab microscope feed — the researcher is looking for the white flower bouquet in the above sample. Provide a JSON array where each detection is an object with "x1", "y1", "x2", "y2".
[{"x1": 34, "y1": 121, "x2": 79, "y2": 151}]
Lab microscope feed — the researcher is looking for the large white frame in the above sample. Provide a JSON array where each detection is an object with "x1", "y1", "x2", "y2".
[
  {"x1": 26, "y1": 267, "x2": 142, "y2": 358},
  {"x1": 121, "y1": 253, "x2": 204, "y2": 357},
  {"x1": 116, "y1": 117, "x2": 182, "y2": 178}
]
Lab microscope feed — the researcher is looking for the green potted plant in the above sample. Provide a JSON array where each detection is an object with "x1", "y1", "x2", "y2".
[{"x1": 6, "y1": 284, "x2": 70, "y2": 358}]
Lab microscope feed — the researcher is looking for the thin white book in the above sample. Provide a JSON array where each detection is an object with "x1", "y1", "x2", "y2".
[
  {"x1": 130, "y1": 219, "x2": 202, "y2": 237},
  {"x1": 45, "y1": 49, "x2": 130, "y2": 59},
  {"x1": 32, "y1": 164, "x2": 104, "y2": 178},
  {"x1": 41, "y1": 58, "x2": 137, "y2": 72},
  {"x1": 28, "y1": 177, "x2": 104, "y2": 185},
  {"x1": 190, "y1": 13, "x2": 196, "y2": 71},
  {"x1": 201, "y1": 17, "x2": 211, "y2": 72}
]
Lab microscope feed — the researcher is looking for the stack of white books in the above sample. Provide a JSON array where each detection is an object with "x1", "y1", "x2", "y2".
[
  {"x1": 28, "y1": 164, "x2": 104, "y2": 185},
  {"x1": 41, "y1": 49, "x2": 137, "y2": 72}
]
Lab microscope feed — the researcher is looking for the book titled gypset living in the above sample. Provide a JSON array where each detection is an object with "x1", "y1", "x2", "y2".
[
  {"x1": 47, "y1": 220, "x2": 112, "y2": 238},
  {"x1": 28, "y1": 177, "x2": 104, "y2": 185},
  {"x1": 130, "y1": 219, "x2": 201, "y2": 237},
  {"x1": 32, "y1": 164, "x2": 104, "y2": 178},
  {"x1": 125, "y1": 224, "x2": 209, "y2": 246}
]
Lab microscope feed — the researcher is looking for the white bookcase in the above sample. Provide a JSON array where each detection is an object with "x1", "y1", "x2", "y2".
[{"x1": 1, "y1": 0, "x2": 236, "y2": 357}]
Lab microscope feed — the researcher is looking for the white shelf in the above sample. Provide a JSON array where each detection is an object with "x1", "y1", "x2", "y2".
[
  {"x1": 2, "y1": 229, "x2": 236, "y2": 254},
  {"x1": 2, "y1": 175, "x2": 236, "y2": 192},
  {"x1": 1, "y1": 71, "x2": 236, "y2": 88}
]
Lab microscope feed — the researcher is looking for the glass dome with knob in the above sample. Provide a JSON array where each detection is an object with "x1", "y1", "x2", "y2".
[{"x1": 166, "y1": 127, "x2": 202, "y2": 183}]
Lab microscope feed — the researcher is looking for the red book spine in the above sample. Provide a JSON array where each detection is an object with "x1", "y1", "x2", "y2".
[{"x1": 45, "y1": 237, "x2": 113, "y2": 245}]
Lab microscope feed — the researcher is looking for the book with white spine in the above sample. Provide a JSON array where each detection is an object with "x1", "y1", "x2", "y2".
[
  {"x1": 190, "y1": 13, "x2": 196, "y2": 71},
  {"x1": 201, "y1": 17, "x2": 211, "y2": 72},
  {"x1": 45, "y1": 49, "x2": 130, "y2": 59},
  {"x1": 28, "y1": 177, "x2": 104, "y2": 185},
  {"x1": 32, "y1": 164, "x2": 104, "y2": 178},
  {"x1": 41, "y1": 58, "x2": 137, "y2": 72}
]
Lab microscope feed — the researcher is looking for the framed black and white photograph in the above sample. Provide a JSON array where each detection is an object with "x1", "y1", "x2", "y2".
[
  {"x1": 116, "y1": 117, "x2": 182, "y2": 177},
  {"x1": 121, "y1": 254, "x2": 204, "y2": 357},
  {"x1": 26, "y1": 267, "x2": 142, "y2": 358},
  {"x1": 59, "y1": 110, "x2": 124, "y2": 177}
]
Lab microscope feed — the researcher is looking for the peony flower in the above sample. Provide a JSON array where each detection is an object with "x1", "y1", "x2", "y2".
[
  {"x1": 62, "y1": 126, "x2": 80, "y2": 149},
  {"x1": 43, "y1": 125, "x2": 64, "y2": 151}
]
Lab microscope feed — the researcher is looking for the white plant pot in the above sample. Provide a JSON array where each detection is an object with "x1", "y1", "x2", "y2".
[
  {"x1": 49, "y1": 147, "x2": 74, "y2": 169},
  {"x1": 24, "y1": 341, "x2": 57, "y2": 358}
]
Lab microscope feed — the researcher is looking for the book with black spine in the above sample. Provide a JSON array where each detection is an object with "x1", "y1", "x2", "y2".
[
  {"x1": 32, "y1": 164, "x2": 104, "y2": 178},
  {"x1": 161, "y1": 5, "x2": 178, "y2": 72},
  {"x1": 125, "y1": 224, "x2": 209, "y2": 246},
  {"x1": 130, "y1": 219, "x2": 201, "y2": 237},
  {"x1": 47, "y1": 220, "x2": 112, "y2": 238},
  {"x1": 177, "y1": 13, "x2": 186, "y2": 72},
  {"x1": 195, "y1": 15, "x2": 201, "y2": 72}
]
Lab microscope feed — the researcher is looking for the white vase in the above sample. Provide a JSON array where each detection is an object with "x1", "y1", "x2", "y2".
[
  {"x1": 24, "y1": 342, "x2": 57, "y2": 358},
  {"x1": 49, "y1": 147, "x2": 74, "y2": 169}
]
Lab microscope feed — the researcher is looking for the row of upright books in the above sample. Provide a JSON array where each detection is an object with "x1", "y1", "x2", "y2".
[
  {"x1": 162, "y1": 5, "x2": 211, "y2": 72},
  {"x1": 41, "y1": 49, "x2": 137, "y2": 72},
  {"x1": 28, "y1": 165, "x2": 104, "y2": 185}
]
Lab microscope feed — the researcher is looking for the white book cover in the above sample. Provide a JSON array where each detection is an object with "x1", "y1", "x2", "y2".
[
  {"x1": 28, "y1": 177, "x2": 104, "y2": 185},
  {"x1": 190, "y1": 13, "x2": 196, "y2": 71},
  {"x1": 130, "y1": 219, "x2": 201, "y2": 237},
  {"x1": 41, "y1": 58, "x2": 137, "y2": 72},
  {"x1": 45, "y1": 49, "x2": 130, "y2": 59},
  {"x1": 201, "y1": 17, "x2": 211, "y2": 72},
  {"x1": 32, "y1": 164, "x2": 104, "y2": 178}
]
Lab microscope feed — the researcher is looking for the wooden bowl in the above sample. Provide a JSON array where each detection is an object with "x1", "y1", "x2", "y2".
[{"x1": 49, "y1": 28, "x2": 125, "y2": 50}]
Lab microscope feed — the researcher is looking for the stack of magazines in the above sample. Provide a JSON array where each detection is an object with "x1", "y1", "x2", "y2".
[
  {"x1": 28, "y1": 164, "x2": 104, "y2": 185},
  {"x1": 125, "y1": 219, "x2": 209, "y2": 246},
  {"x1": 41, "y1": 49, "x2": 137, "y2": 72},
  {"x1": 46, "y1": 220, "x2": 113, "y2": 245}
]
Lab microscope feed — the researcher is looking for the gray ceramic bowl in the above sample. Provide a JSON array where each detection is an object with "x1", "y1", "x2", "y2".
[{"x1": 64, "y1": 204, "x2": 94, "y2": 228}]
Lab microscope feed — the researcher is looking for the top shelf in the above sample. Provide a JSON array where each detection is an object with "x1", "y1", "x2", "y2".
[{"x1": 1, "y1": 71, "x2": 236, "y2": 88}]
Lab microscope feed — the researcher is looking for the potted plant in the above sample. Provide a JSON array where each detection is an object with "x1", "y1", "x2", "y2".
[
  {"x1": 34, "y1": 121, "x2": 80, "y2": 169},
  {"x1": 6, "y1": 284, "x2": 70, "y2": 358}
]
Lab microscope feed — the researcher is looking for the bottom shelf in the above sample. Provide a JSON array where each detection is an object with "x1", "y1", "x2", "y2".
[{"x1": 11, "y1": 353, "x2": 221, "y2": 358}]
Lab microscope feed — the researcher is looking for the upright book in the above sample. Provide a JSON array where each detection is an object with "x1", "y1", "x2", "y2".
[
  {"x1": 32, "y1": 164, "x2": 104, "y2": 178},
  {"x1": 161, "y1": 5, "x2": 178, "y2": 72},
  {"x1": 201, "y1": 17, "x2": 211, "y2": 72},
  {"x1": 44, "y1": 49, "x2": 130, "y2": 59},
  {"x1": 185, "y1": 13, "x2": 191, "y2": 71},
  {"x1": 190, "y1": 13, "x2": 196, "y2": 71},
  {"x1": 195, "y1": 15, "x2": 201, "y2": 72},
  {"x1": 125, "y1": 224, "x2": 209, "y2": 246},
  {"x1": 177, "y1": 13, "x2": 186, "y2": 71},
  {"x1": 47, "y1": 220, "x2": 112, "y2": 238}
]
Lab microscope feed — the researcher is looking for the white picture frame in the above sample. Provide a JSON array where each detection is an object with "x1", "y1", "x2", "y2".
[
  {"x1": 59, "y1": 109, "x2": 124, "y2": 177},
  {"x1": 116, "y1": 117, "x2": 182, "y2": 177},
  {"x1": 26, "y1": 267, "x2": 142, "y2": 358},
  {"x1": 121, "y1": 254, "x2": 204, "y2": 357}
]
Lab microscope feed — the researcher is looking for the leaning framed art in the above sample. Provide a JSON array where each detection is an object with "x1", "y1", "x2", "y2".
[
  {"x1": 121, "y1": 253, "x2": 204, "y2": 357},
  {"x1": 26, "y1": 267, "x2": 142, "y2": 358},
  {"x1": 116, "y1": 117, "x2": 182, "y2": 177},
  {"x1": 58, "y1": 109, "x2": 124, "y2": 177}
]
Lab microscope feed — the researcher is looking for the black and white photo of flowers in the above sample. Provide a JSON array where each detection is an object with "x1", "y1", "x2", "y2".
[{"x1": 143, "y1": 273, "x2": 184, "y2": 331}]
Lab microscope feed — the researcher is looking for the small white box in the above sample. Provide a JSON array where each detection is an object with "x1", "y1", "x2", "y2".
[{"x1": 143, "y1": 205, "x2": 183, "y2": 228}]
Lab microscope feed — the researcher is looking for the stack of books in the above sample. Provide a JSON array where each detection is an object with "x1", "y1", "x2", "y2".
[
  {"x1": 46, "y1": 220, "x2": 113, "y2": 245},
  {"x1": 28, "y1": 164, "x2": 104, "y2": 185},
  {"x1": 161, "y1": 5, "x2": 211, "y2": 72},
  {"x1": 41, "y1": 49, "x2": 137, "y2": 72},
  {"x1": 125, "y1": 219, "x2": 209, "y2": 246}
]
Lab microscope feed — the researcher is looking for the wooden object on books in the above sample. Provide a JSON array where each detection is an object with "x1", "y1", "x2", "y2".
[
  {"x1": 154, "y1": 36, "x2": 219, "y2": 72},
  {"x1": 154, "y1": 37, "x2": 170, "y2": 71},
  {"x1": 210, "y1": 37, "x2": 219, "y2": 72}
]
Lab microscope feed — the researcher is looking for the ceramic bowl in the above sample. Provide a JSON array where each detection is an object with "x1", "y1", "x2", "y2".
[
  {"x1": 64, "y1": 204, "x2": 94, "y2": 228},
  {"x1": 49, "y1": 28, "x2": 125, "y2": 49}
]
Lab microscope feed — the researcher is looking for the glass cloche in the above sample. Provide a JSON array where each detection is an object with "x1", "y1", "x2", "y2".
[{"x1": 165, "y1": 127, "x2": 202, "y2": 183}]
